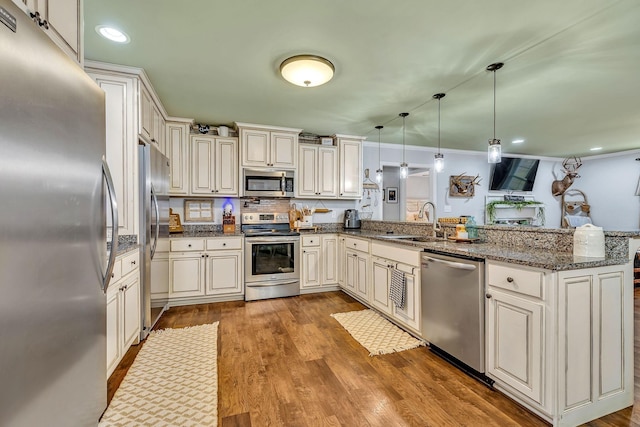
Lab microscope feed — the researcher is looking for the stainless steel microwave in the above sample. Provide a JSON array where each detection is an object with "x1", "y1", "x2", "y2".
[{"x1": 243, "y1": 169, "x2": 294, "y2": 197}]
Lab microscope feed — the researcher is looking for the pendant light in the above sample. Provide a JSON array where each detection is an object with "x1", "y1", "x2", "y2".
[
  {"x1": 375, "y1": 125, "x2": 383, "y2": 183},
  {"x1": 487, "y1": 62, "x2": 504, "y2": 163},
  {"x1": 433, "y1": 93, "x2": 445, "y2": 173},
  {"x1": 399, "y1": 112, "x2": 409, "y2": 179}
]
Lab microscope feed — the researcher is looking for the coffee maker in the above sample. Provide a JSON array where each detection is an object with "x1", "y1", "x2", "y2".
[{"x1": 344, "y1": 209, "x2": 361, "y2": 229}]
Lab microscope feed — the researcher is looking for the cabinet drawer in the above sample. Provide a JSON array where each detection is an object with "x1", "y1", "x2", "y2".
[
  {"x1": 371, "y1": 242, "x2": 420, "y2": 267},
  {"x1": 155, "y1": 238, "x2": 170, "y2": 253},
  {"x1": 206, "y1": 237, "x2": 242, "y2": 251},
  {"x1": 121, "y1": 251, "x2": 139, "y2": 277},
  {"x1": 487, "y1": 262, "x2": 544, "y2": 299},
  {"x1": 171, "y1": 239, "x2": 205, "y2": 252},
  {"x1": 301, "y1": 235, "x2": 321, "y2": 247},
  {"x1": 344, "y1": 237, "x2": 370, "y2": 253}
]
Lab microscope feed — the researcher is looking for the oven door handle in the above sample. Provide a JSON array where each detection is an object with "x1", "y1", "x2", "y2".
[
  {"x1": 246, "y1": 280, "x2": 299, "y2": 287},
  {"x1": 281, "y1": 174, "x2": 286, "y2": 196},
  {"x1": 245, "y1": 237, "x2": 298, "y2": 243}
]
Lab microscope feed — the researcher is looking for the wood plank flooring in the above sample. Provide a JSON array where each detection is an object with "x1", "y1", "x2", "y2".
[{"x1": 107, "y1": 289, "x2": 640, "y2": 426}]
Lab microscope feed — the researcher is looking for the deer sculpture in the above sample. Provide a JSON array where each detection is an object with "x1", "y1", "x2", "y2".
[{"x1": 551, "y1": 157, "x2": 582, "y2": 196}]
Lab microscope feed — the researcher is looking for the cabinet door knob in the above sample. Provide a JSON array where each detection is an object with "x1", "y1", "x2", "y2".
[
  {"x1": 222, "y1": 243, "x2": 226, "y2": 246},
  {"x1": 131, "y1": 260, "x2": 136, "y2": 265},
  {"x1": 188, "y1": 244, "x2": 192, "y2": 247},
  {"x1": 201, "y1": 254, "x2": 205, "y2": 258},
  {"x1": 111, "y1": 273, "x2": 115, "y2": 278},
  {"x1": 506, "y1": 277, "x2": 514, "y2": 283},
  {"x1": 486, "y1": 293, "x2": 492, "y2": 299},
  {"x1": 206, "y1": 254, "x2": 209, "y2": 257}
]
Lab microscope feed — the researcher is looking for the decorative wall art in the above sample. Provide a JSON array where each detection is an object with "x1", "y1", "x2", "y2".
[
  {"x1": 184, "y1": 200, "x2": 214, "y2": 222},
  {"x1": 386, "y1": 187, "x2": 398, "y2": 203},
  {"x1": 449, "y1": 173, "x2": 481, "y2": 197}
]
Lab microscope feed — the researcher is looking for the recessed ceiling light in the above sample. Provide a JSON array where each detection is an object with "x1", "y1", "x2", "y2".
[
  {"x1": 512, "y1": 139, "x2": 524, "y2": 144},
  {"x1": 96, "y1": 25, "x2": 130, "y2": 43},
  {"x1": 590, "y1": 147, "x2": 602, "y2": 151}
]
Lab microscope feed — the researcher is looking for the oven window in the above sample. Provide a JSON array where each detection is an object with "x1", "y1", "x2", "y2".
[{"x1": 251, "y1": 242, "x2": 295, "y2": 275}]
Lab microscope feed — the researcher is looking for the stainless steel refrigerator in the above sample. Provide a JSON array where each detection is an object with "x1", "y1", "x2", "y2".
[
  {"x1": 139, "y1": 141, "x2": 170, "y2": 339},
  {"x1": 0, "y1": 0, "x2": 117, "y2": 425}
]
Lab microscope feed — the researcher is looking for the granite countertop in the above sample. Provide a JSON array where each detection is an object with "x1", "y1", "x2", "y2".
[
  {"x1": 337, "y1": 230, "x2": 629, "y2": 271},
  {"x1": 107, "y1": 242, "x2": 140, "y2": 257}
]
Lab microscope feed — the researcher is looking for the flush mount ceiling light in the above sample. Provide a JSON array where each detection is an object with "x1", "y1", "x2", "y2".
[
  {"x1": 487, "y1": 62, "x2": 504, "y2": 164},
  {"x1": 279, "y1": 55, "x2": 335, "y2": 87},
  {"x1": 399, "y1": 113, "x2": 409, "y2": 179},
  {"x1": 433, "y1": 93, "x2": 446, "y2": 173},
  {"x1": 375, "y1": 125, "x2": 384, "y2": 183},
  {"x1": 512, "y1": 139, "x2": 525, "y2": 144},
  {"x1": 95, "y1": 25, "x2": 130, "y2": 43}
]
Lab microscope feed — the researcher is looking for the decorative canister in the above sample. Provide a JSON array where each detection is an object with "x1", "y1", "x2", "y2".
[{"x1": 573, "y1": 223, "x2": 605, "y2": 258}]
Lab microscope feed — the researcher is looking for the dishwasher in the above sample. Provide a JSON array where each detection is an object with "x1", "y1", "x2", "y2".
[{"x1": 421, "y1": 251, "x2": 491, "y2": 384}]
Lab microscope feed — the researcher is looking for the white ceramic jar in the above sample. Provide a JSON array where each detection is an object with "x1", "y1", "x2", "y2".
[{"x1": 573, "y1": 223, "x2": 605, "y2": 258}]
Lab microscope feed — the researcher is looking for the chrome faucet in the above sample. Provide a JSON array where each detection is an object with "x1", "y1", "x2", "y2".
[{"x1": 418, "y1": 201, "x2": 440, "y2": 235}]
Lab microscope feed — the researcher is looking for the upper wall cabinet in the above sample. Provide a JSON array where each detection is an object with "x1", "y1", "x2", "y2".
[
  {"x1": 18, "y1": 0, "x2": 82, "y2": 65},
  {"x1": 190, "y1": 135, "x2": 238, "y2": 196},
  {"x1": 236, "y1": 122, "x2": 302, "y2": 169},
  {"x1": 335, "y1": 134, "x2": 365, "y2": 199},
  {"x1": 166, "y1": 120, "x2": 192, "y2": 196},
  {"x1": 297, "y1": 144, "x2": 338, "y2": 198}
]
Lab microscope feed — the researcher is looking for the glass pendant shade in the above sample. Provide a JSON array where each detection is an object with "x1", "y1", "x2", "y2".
[
  {"x1": 488, "y1": 138, "x2": 502, "y2": 163},
  {"x1": 434, "y1": 153, "x2": 444, "y2": 173},
  {"x1": 400, "y1": 162, "x2": 408, "y2": 179},
  {"x1": 375, "y1": 125, "x2": 383, "y2": 183},
  {"x1": 375, "y1": 169, "x2": 383, "y2": 183}
]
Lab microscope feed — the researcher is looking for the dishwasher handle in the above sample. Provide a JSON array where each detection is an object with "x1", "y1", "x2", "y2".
[{"x1": 422, "y1": 255, "x2": 477, "y2": 271}]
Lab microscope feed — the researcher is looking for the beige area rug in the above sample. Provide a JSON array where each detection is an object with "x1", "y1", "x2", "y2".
[
  {"x1": 330, "y1": 309, "x2": 425, "y2": 356},
  {"x1": 99, "y1": 322, "x2": 219, "y2": 427}
]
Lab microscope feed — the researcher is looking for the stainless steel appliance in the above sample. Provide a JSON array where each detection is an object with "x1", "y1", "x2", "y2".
[
  {"x1": 139, "y1": 141, "x2": 170, "y2": 339},
  {"x1": 344, "y1": 209, "x2": 361, "y2": 229},
  {"x1": 421, "y1": 252, "x2": 489, "y2": 382},
  {"x1": 243, "y1": 212, "x2": 300, "y2": 301},
  {"x1": 243, "y1": 169, "x2": 294, "y2": 198},
  {"x1": 0, "y1": 1, "x2": 114, "y2": 424}
]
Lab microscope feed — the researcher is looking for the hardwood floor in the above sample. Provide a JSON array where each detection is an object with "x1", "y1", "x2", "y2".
[{"x1": 108, "y1": 290, "x2": 640, "y2": 426}]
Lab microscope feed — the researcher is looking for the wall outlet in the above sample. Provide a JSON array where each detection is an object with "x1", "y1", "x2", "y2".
[
  {"x1": 331, "y1": 210, "x2": 337, "y2": 219},
  {"x1": 444, "y1": 205, "x2": 452, "y2": 213}
]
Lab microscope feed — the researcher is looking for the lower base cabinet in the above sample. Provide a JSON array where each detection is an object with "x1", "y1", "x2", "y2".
[
  {"x1": 106, "y1": 250, "x2": 140, "y2": 378},
  {"x1": 300, "y1": 234, "x2": 338, "y2": 291},
  {"x1": 486, "y1": 260, "x2": 633, "y2": 426},
  {"x1": 168, "y1": 237, "x2": 243, "y2": 303}
]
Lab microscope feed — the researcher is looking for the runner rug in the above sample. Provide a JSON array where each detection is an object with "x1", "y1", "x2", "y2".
[
  {"x1": 330, "y1": 309, "x2": 424, "y2": 356},
  {"x1": 99, "y1": 322, "x2": 219, "y2": 426}
]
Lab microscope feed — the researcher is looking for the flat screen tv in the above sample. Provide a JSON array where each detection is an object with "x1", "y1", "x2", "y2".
[{"x1": 489, "y1": 157, "x2": 540, "y2": 192}]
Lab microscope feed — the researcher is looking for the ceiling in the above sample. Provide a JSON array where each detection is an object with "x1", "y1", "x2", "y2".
[{"x1": 84, "y1": 0, "x2": 640, "y2": 158}]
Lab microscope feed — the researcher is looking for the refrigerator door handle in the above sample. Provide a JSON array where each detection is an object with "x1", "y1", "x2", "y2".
[
  {"x1": 102, "y1": 157, "x2": 119, "y2": 293},
  {"x1": 150, "y1": 183, "x2": 160, "y2": 260}
]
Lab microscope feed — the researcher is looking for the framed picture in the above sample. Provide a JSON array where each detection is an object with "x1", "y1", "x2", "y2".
[
  {"x1": 184, "y1": 200, "x2": 214, "y2": 222},
  {"x1": 387, "y1": 187, "x2": 398, "y2": 203},
  {"x1": 449, "y1": 175, "x2": 478, "y2": 197}
]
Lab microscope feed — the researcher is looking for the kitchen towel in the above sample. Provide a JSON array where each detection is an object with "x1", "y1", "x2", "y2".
[{"x1": 390, "y1": 268, "x2": 406, "y2": 309}]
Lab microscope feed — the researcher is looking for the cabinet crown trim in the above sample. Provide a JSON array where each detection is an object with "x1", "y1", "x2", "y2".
[{"x1": 234, "y1": 122, "x2": 303, "y2": 133}]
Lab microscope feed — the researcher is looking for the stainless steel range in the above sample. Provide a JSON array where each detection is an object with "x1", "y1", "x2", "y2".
[{"x1": 242, "y1": 212, "x2": 300, "y2": 301}]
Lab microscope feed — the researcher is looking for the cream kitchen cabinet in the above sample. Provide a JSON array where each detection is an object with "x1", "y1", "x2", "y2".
[
  {"x1": 370, "y1": 242, "x2": 421, "y2": 333},
  {"x1": 486, "y1": 260, "x2": 633, "y2": 426},
  {"x1": 336, "y1": 135, "x2": 364, "y2": 199},
  {"x1": 106, "y1": 250, "x2": 140, "y2": 378},
  {"x1": 169, "y1": 237, "x2": 244, "y2": 304},
  {"x1": 343, "y1": 237, "x2": 370, "y2": 301},
  {"x1": 190, "y1": 135, "x2": 238, "y2": 196},
  {"x1": 297, "y1": 144, "x2": 338, "y2": 198},
  {"x1": 300, "y1": 234, "x2": 339, "y2": 291},
  {"x1": 139, "y1": 84, "x2": 166, "y2": 153},
  {"x1": 165, "y1": 120, "x2": 192, "y2": 195},
  {"x1": 236, "y1": 122, "x2": 302, "y2": 169},
  {"x1": 18, "y1": 0, "x2": 82, "y2": 64},
  {"x1": 150, "y1": 238, "x2": 170, "y2": 301},
  {"x1": 86, "y1": 71, "x2": 138, "y2": 237},
  {"x1": 337, "y1": 236, "x2": 346, "y2": 288}
]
